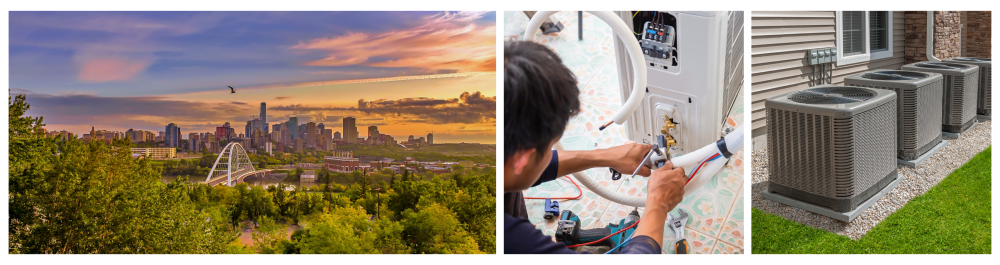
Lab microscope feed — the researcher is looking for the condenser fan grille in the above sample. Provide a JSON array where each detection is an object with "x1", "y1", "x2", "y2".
[
  {"x1": 915, "y1": 62, "x2": 971, "y2": 69},
  {"x1": 951, "y1": 57, "x2": 991, "y2": 62},
  {"x1": 788, "y1": 87, "x2": 877, "y2": 104},
  {"x1": 860, "y1": 71, "x2": 929, "y2": 80}
]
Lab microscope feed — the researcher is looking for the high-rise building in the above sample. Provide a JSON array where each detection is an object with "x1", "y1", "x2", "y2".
[
  {"x1": 306, "y1": 122, "x2": 318, "y2": 146},
  {"x1": 260, "y1": 102, "x2": 267, "y2": 134},
  {"x1": 245, "y1": 121, "x2": 252, "y2": 139},
  {"x1": 280, "y1": 125, "x2": 290, "y2": 145},
  {"x1": 287, "y1": 117, "x2": 299, "y2": 140},
  {"x1": 367, "y1": 126, "x2": 380, "y2": 145},
  {"x1": 272, "y1": 123, "x2": 281, "y2": 137},
  {"x1": 408, "y1": 135, "x2": 415, "y2": 143},
  {"x1": 165, "y1": 123, "x2": 181, "y2": 148},
  {"x1": 188, "y1": 133, "x2": 200, "y2": 151},
  {"x1": 343, "y1": 117, "x2": 357, "y2": 144},
  {"x1": 428, "y1": 133, "x2": 434, "y2": 145},
  {"x1": 318, "y1": 123, "x2": 325, "y2": 133},
  {"x1": 295, "y1": 138, "x2": 304, "y2": 153},
  {"x1": 334, "y1": 131, "x2": 342, "y2": 139}
]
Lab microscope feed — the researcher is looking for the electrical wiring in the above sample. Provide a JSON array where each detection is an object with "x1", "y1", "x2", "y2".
[
  {"x1": 565, "y1": 219, "x2": 641, "y2": 248},
  {"x1": 686, "y1": 153, "x2": 721, "y2": 184},
  {"x1": 631, "y1": 11, "x2": 642, "y2": 36},
  {"x1": 604, "y1": 233, "x2": 634, "y2": 254},
  {"x1": 523, "y1": 176, "x2": 583, "y2": 200}
]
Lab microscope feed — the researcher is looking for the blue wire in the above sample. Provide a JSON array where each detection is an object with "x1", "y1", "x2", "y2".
[{"x1": 604, "y1": 233, "x2": 635, "y2": 254}]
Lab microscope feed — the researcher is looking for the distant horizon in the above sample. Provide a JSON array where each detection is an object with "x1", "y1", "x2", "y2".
[{"x1": 10, "y1": 11, "x2": 496, "y2": 144}]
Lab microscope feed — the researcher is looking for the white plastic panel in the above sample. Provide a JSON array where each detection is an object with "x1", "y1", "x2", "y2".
[{"x1": 614, "y1": 11, "x2": 729, "y2": 155}]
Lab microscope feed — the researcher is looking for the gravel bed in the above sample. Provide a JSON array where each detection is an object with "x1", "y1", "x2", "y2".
[{"x1": 751, "y1": 121, "x2": 991, "y2": 240}]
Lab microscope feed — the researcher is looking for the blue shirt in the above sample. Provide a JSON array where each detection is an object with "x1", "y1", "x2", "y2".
[{"x1": 504, "y1": 150, "x2": 661, "y2": 254}]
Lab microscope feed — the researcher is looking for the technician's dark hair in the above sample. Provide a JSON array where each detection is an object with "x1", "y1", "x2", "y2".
[{"x1": 504, "y1": 41, "x2": 580, "y2": 162}]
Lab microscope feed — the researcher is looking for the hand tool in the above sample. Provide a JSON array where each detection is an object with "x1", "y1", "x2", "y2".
[
  {"x1": 555, "y1": 209, "x2": 640, "y2": 253},
  {"x1": 666, "y1": 209, "x2": 690, "y2": 254}
]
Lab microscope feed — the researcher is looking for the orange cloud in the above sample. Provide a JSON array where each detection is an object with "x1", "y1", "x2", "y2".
[
  {"x1": 77, "y1": 58, "x2": 149, "y2": 82},
  {"x1": 290, "y1": 12, "x2": 495, "y2": 73}
]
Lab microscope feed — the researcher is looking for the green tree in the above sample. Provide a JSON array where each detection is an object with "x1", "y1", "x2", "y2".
[
  {"x1": 401, "y1": 201, "x2": 482, "y2": 254},
  {"x1": 251, "y1": 216, "x2": 288, "y2": 254},
  {"x1": 296, "y1": 206, "x2": 380, "y2": 254}
]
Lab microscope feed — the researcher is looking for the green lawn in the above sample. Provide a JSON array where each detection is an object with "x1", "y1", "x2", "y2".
[{"x1": 752, "y1": 146, "x2": 991, "y2": 254}]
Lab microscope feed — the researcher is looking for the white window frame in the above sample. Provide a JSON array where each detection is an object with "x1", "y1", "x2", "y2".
[{"x1": 835, "y1": 11, "x2": 894, "y2": 66}]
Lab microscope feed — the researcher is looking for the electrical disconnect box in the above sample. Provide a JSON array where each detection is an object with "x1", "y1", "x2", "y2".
[
  {"x1": 614, "y1": 11, "x2": 744, "y2": 156},
  {"x1": 807, "y1": 47, "x2": 837, "y2": 65}
]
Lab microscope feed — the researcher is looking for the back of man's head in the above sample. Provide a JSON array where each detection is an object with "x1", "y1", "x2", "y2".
[{"x1": 504, "y1": 41, "x2": 580, "y2": 162}]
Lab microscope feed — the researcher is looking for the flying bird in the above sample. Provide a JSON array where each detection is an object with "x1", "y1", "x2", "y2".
[{"x1": 228, "y1": 86, "x2": 236, "y2": 94}]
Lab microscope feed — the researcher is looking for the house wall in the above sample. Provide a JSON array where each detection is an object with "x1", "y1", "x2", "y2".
[
  {"x1": 749, "y1": 11, "x2": 905, "y2": 148},
  {"x1": 964, "y1": 11, "x2": 991, "y2": 58},
  {"x1": 904, "y1": 11, "x2": 963, "y2": 64}
]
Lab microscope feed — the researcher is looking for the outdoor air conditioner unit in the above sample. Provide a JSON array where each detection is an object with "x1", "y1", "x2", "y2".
[
  {"x1": 843, "y1": 70, "x2": 944, "y2": 161},
  {"x1": 612, "y1": 11, "x2": 743, "y2": 156},
  {"x1": 900, "y1": 62, "x2": 980, "y2": 133},
  {"x1": 764, "y1": 85, "x2": 898, "y2": 214},
  {"x1": 941, "y1": 57, "x2": 991, "y2": 117}
]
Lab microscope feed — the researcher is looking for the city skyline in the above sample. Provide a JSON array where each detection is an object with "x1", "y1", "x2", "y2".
[{"x1": 10, "y1": 11, "x2": 496, "y2": 144}]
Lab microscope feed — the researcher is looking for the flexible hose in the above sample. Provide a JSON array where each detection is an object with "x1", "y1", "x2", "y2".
[
  {"x1": 523, "y1": 11, "x2": 646, "y2": 125},
  {"x1": 553, "y1": 123, "x2": 745, "y2": 207}
]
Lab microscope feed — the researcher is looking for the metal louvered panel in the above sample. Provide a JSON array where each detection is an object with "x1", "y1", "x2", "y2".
[
  {"x1": 980, "y1": 66, "x2": 991, "y2": 115},
  {"x1": 916, "y1": 79, "x2": 944, "y2": 151},
  {"x1": 962, "y1": 71, "x2": 980, "y2": 122},
  {"x1": 722, "y1": 11, "x2": 744, "y2": 123},
  {"x1": 768, "y1": 109, "x2": 835, "y2": 198},
  {"x1": 849, "y1": 100, "x2": 897, "y2": 197}
]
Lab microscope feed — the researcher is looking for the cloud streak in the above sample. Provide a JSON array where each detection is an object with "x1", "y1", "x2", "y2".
[
  {"x1": 290, "y1": 12, "x2": 495, "y2": 73},
  {"x1": 270, "y1": 91, "x2": 496, "y2": 125}
]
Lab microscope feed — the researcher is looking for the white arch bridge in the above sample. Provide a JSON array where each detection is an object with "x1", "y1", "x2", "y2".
[{"x1": 204, "y1": 142, "x2": 271, "y2": 186}]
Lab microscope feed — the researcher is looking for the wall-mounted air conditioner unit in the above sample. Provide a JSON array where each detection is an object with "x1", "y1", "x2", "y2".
[
  {"x1": 843, "y1": 70, "x2": 944, "y2": 161},
  {"x1": 900, "y1": 62, "x2": 980, "y2": 133},
  {"x1": 941, "y1": 57, "x2": 991, "y2": 118},
  {"x1": 612, "y1": 11, "x2": 743, "y2": 156},
  {"x1": 764, "y1": 85, "x2": 898, "y2": 216}
]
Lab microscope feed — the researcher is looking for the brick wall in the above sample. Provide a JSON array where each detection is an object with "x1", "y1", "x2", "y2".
[
  {"x1": 934, "y1": 11, "x2": 962, "y2": 60},
  {"x1": 965, "y1": 11, "x2": 991, "y2": 58},
  {"x1": 904, "y1": 11, "x2": 964, "y2": 64}
]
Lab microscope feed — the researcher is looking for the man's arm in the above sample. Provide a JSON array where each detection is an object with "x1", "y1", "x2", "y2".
[
  {"x1": 629, "y1": 161, "x2": 686, "y2": 248},
  {"x1": 557, "y1": 143, "x2": 653, "y2": 178},
  {"x1": 504, "y1": 214, "x2": 586, "y2": 254}
]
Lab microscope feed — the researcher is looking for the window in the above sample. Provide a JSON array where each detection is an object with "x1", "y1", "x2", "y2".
[{"x1": 836, "y1": 11, "x2": 893, "y2": 65}]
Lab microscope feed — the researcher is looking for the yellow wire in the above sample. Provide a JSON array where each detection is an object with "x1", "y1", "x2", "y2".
[{"x1": 632, "y1": 11, "x2": 641, "y2": 35}]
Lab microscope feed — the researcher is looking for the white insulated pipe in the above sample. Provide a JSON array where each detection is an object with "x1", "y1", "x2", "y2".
[
  {"x1": 523, "y1": 11, "x2": 646, "y2": 125},
  {"x1": 555, "y1": 124, "x2": 745, "y2": 207}
]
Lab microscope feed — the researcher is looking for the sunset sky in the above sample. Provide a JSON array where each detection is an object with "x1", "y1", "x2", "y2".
[{"x1": 9, "y1": 11, "x2": 497, "y2": 144}]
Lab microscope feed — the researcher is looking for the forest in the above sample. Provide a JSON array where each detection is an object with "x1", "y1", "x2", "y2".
[{"x1": 8, "y1": 94, "x2": 496, "y2": 254}]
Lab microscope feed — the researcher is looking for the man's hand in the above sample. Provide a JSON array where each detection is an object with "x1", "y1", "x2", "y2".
[
  {"x1": 631, "y1": 161, "x2": 687, "y2": 248},
  {"x1": 604, "y1": 142, "x2": 653, "y2": 177},
  {"x1": 645, "y1": 161, "x2": 686, "y2": 214}
]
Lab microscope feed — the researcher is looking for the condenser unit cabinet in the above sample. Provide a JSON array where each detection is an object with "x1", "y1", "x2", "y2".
[
  {"x1": 843, "y1": 70, "x2": 944, "y2": 161},
  {"x1": 942, "y1": 57, "x2": 991, "y2": 117},
  {"x1": 765, "y1": 85, "x2": 898, "y2": 213},
  {"x1": 900, "y1": 62, "x2": 980, "y2": 133}
]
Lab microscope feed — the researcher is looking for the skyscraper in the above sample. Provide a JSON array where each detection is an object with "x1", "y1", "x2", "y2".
[
  {"x1": 343, "y1": 117, "x2": 357, "y2": 144},
  {"x1": 318, "y1": 123, "x2": 325, "y2": 133},
  {"x1": 165, "y1": 123, "x2": 180, "y2": 148},
  {"x1": 260, "y1": 102, "x2": 267, "y2": 134},
  {"x1": 286, "y1": 117, "x2": 298, "y2": 140},
  {"x1": 368, "y1": 126, "x2": 379, "y2": 145},
  {"x1": 428, "y1": 132, "x2": 434, "y2": 145},
  {"x1": 306, "y1": 122, "x2": 318, "y2": 146},
  {"x1": 334, "y1": 131, "x2": 341, "y2": 139}
]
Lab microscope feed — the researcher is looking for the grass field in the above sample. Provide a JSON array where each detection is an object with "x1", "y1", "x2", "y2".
[{"x1": 751, "y1": 146, "x2": 991, "y2": 254}]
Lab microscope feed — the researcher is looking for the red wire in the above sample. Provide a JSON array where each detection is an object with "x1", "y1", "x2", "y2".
[
  {"x1": 686, "y1": 154, "x2": 720, "y2": 185},
  {"x1": 565, "y1": 219, "x2": 641, "y2": 248},
  {"x1": 524, "y1": 176, "x2": 583, "y2": 200}
]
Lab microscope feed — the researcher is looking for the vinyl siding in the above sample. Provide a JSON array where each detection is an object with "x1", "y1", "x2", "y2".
[{"x1": 750, "y1": 11, "x2": 906, "y2": 140}]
